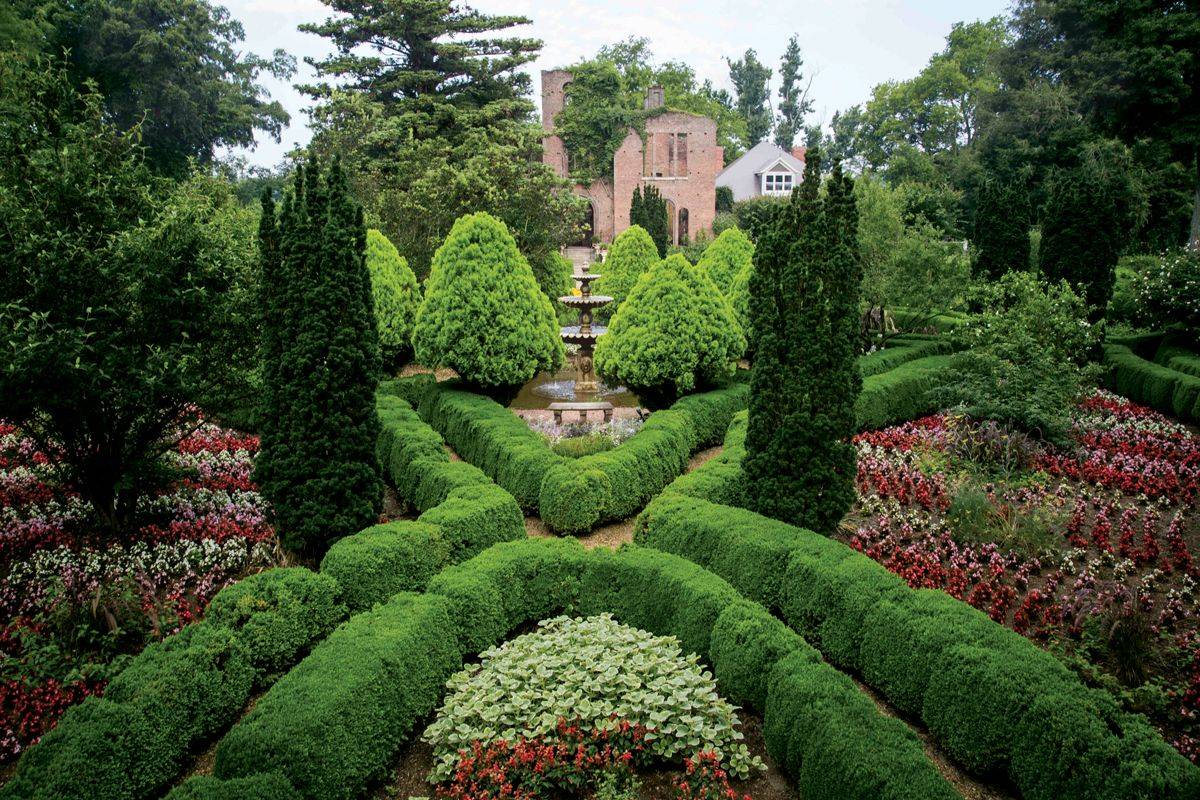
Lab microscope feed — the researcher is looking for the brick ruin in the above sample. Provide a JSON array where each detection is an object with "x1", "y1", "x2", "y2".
[{"x1": 541, "y1": 69, "x2": 724, "y2": 245}]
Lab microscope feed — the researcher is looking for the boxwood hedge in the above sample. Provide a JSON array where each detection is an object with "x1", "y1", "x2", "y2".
[
  {"x1": 1104, "y1": 343, "x2": 1200, "y2": 424},
  {"x1": 1, "y1": 568, "x2": 344, "y2": 800},
  {"x1": 635, "y1": 491, "x2": 1200, "y2": 799},
  {"x1": 213, "y1": 593, "x2": 462, "y2": 800}
]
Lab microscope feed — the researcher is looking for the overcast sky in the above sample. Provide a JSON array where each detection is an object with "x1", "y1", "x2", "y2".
[{"x1": 223, "y1": 0, "x2": 1013, "y2": 168}]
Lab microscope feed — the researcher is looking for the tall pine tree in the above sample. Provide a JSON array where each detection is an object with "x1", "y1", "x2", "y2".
[
  {"x1": 743, "y1": 148, "x2": 861, "y2": 532},
  {"x1": 727, "y1": 49, "x2": 773, "y2": 147},
  {"x1": 255, "y1": 159, "x2": 382, "y2": 556},
  {"x1": 300, "y1": 0, "x2": 540, "y2": 127},
  {"x1": 774, "y1": 35, "x2": 813, "y2": 150}
]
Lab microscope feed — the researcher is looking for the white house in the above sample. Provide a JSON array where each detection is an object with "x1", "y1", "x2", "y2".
[{"x1": 716, "y1": 141, "x2": 807, "y2": 202}]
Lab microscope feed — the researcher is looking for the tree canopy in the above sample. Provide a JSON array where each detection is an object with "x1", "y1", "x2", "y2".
[
  {"x1": 727, "y1": 48, "x2": 773, "y2": 148},
  {"x1": 0, "y1": 57, "x2": 258, "y2": 536},
  {"x1": 11, "y1": 0, "x2": 295, "y2": 177}
]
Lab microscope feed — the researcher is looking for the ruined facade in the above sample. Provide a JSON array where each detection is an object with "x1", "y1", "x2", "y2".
[{"x1": 541, "y1": 69, "x2": 724, "y2": 245}]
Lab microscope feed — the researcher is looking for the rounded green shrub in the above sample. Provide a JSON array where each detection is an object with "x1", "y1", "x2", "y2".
[
  {"x1": 319, "y1": 521, "x2": 449, "y2": 612},
  {"x1": 204, "y1": 567, "x2": 346, "y2": 682},
  {"x1": 594, "y1": 253, "x2": 744, "y2": 406},
  {"x1": 165, "y1": 774, "x2": 300, "y2": 800},
  {"x1": 414, "y1": 212, "x2": 564, "y2": 390},
  {"x1": 593, "y1": 224, "x2": 659, "y2": 313},
  {"x1": 726, "y1": 260, "x2": 752, "y2": 352},
  {"x1": 366, "y1": 229, "x2": 421, "y2": 370},
  {"x1": 697, "y1": 227, "x2": 754, "y2": 295}
]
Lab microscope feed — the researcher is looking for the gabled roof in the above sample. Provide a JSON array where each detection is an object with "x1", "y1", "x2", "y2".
[{"x1": 717, "y1": 140, "x2": 805, "y2": 182}]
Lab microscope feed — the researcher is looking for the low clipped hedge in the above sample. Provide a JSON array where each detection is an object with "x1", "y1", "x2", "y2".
[
  {"x1": 635, "y1": 491, "x2": 1200, "y2": 799},
  {"x1": 1104, "y1": 343, "x2": 1200, "y2": 424},
  {"x1": 320, "y1": 521, "x2": 448, "y2": 612},
  {"x1": 418, "y1": 385, "x2": 561, "y2": 511},
  {"x1": 145, "y1": 539, "x2": 952, "y2": 800},
  {"x1": 203, "y1": 567, "x2": 346, "y2": 683},
  {"x1": 661, "y1": 409, "x2": 747, "y2": 507},
  {"x1": 858, "y1": 335, "x2": 954, "y2": 378},
  {"x1": 322, "y1": 395, "x2": 525, "y2": 611},
  {"x1": 855, "y1": 354, "x2": 956, "y2": 431},
  {"x1": 165, "y1": 774, "x2": 300, "y2": 800},
  {"x1": 1, "y1": 569, "x2": 344, "y2": 800},
  {"x1": 538, "y1": 383, "x2": 749, "y2": 533},
  {"x1": 213, "y1": 592, "x2": 462, "y2": 800},
  {"x1": 890, "y1": 308, "x2": 970, "y2": 333}
]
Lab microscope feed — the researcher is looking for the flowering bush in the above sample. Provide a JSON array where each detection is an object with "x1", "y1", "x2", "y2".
[
  {"x1": 423, "y1": 614, "x2": 761, "y2": 782},
  {"x1": 0, "y1": 418, "x2": 279, "y2": 763},
  {"x1": 846, "y1": 390, "x2": 1200, "y2": 760},
  {"x1": 1129, "y1": 248, "x2": 1200, "y2": 330}
]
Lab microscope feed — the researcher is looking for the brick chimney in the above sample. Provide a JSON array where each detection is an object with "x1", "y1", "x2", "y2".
[
  {"x1": 791, "y1": 145, "x2": 807, "y2": 162},
  {"x1": 644, "y1": 85, "x2": 665, "y2": 110}
]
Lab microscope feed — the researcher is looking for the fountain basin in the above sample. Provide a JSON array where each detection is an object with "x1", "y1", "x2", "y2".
[
  {"x1": 558, "y1": 294, "x2": 613, "y2": 308},
  {"x1": 511, "y1": 367, "x2": 639, "y2": 409}
]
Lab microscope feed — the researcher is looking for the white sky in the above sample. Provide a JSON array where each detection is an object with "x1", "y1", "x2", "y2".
[{"x1": 223, "y1": 0, "x2": 1013, "y2": 168}]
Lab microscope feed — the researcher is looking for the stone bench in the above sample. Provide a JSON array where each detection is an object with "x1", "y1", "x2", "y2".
[{"x1": 548, "y1": 401, "x2": 614, "y2": 425}]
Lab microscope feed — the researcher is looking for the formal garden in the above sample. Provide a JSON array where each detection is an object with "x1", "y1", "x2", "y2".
[{"x1": 2, "y1": 1, "x2": 1200, "y2": 799}]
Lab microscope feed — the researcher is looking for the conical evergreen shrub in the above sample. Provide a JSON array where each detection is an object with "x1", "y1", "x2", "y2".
[
  {"x1": 971, "y1": 177, "x2": 1030, "y2": 281},
  {"x1": 595, "y1": 253, "x2": 744, "y2": 407},
  {"x1": 727, "y1": 260, "x2": 753, "y2": 356},
  {"x1": 366, "y1": 229, "x2": 421, "y2": 371},
  {"x1": 743, "y1": 151, "x2": 862, "y2": 533},
  {"x1": 594, "y1": 224, "x2": 659, "y2": 314},
  {"x1": 255, "y1": 159, "x2": 383, "y2": 556},
  {"x1": 414, "y1": 212, "x2": 564, "y2": 394},
  {"x1": 698, "y1": 227, "x2": 754, "y2": 295}
]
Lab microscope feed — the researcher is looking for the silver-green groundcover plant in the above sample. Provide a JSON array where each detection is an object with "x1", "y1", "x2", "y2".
[{"x1": 422, "y1": 614, "x2": 762, "y2": 781}]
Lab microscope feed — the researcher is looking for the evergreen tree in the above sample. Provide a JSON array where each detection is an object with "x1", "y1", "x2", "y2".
[
  {"x1": 774, "y1": 35, "x2": 813, "y2": 150},
  {"x1": 366, "y1": 228, "x2": 422, "y2": 370},
  {"x1": 743, "y1": 148, "x2": 861, "y2": 533},
  {"x1": 1040, "y1": 139, "x2": 1147, "y2": 319},
  {"x1": 697, "y1": 227, "x2": 754, "y2": 294},
  {"x1": 414, "y1": 212, "x2": 564, "y2": 393},
  {"x1": 595, "y1": 224, "x2": 659, "y2": 313},
  {"x1": 629, "y1": 185, "x2": 645, "y2": 232},
  {"x1": 595, "y1": 253, "x2": 744, "y2": 408},
  {"x1": 300, "y1": 0, "x2": 540, "y2": 124},
  {"x1": 971, "y1": 176, "x2": 1030, "y2": 280},
  {"x1": 255, "y1": 159, "x2": 383, "y2": 556},
  {"x1": 640, "y1": 184, "x2": 670, "y2": 256},
  {"x1": 727, "y1": 49, "x2": 773, "y2": 147}
]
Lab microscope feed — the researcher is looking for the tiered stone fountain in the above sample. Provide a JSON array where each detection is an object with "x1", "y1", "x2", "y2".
[{"x1": 558, "y1": 261, "x2": 611, "y2": 398}]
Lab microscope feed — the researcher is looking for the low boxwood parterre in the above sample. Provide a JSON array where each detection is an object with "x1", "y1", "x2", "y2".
[
  {"x1": 855, "y1": 353, "x2": 956, "y2": 431},
  {"x1": 165, "y1": 773, "x2": 301, "y2": 800},
  {"x1": 196, "y1": 538, "x2": 956, "y2": 800},
  {"x1": 1, "y1": 396, "x2": 523, "y2": 799},
  {"x1": 1105, "y1": 342, "x2": 1200, "y2": 424},
  {"x1": 0, "y1": 568, "x2": 347, "y2": 800},
  {"x1": 321, "y1": 395, "x2": 525, "y2": 611},
  {"x1": 213, "y1": 592, "x2": 462, "y2": 800},
  {"x1": 634, "y1": 490, "x2": 1200, "y2": 799},
  {"x1": 858, "y1": 334, "x2": 954, "y2": 378},
  {"x1": 417, "y1": 380, "x2": 750, "y2": 534}
]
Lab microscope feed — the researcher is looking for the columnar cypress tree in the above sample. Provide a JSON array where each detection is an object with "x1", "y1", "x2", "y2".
[
  {"x1": 1040, "y1": 140, "x2": 1145, "y2": 320},
  {"x1": 743, "y1": 149, "x2": 861, "y2": 533},
  {"x1": 630, "y1": 185, "x2": 645, "y2": 232},
  {"x1": 971, "y1": 176, "x2": 1030, "y2": 280},
  {"x1": 644, "y1": 184, "x2": 670, "y2": 256},
  {"x1": 255, "y1": 159, "x2": 383, "y2": 556}
]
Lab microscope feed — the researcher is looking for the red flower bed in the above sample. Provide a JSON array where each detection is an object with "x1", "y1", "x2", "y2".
[
  {"x1": 0, "y1": 418, "x2": 278, "y2": 764},
  {"x1": 846, "y1": 391, "x2": 1200, "y2": 761}
]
